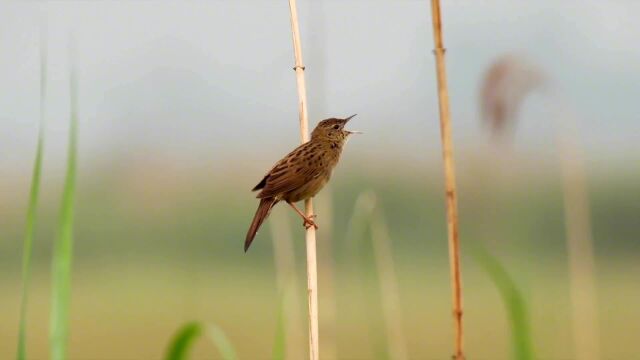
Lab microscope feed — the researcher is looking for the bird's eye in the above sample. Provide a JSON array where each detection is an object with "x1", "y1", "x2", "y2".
[{"x1": 332, "y1": 125, "x2": 340, "y2": 129}]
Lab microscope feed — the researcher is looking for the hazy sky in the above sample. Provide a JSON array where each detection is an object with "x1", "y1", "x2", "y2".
[{"x1": 1, "y1": 1, "x2": 639, "y2": 178}]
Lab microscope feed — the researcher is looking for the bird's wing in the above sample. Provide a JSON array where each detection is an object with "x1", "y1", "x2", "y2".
[
  {"x1": 252, "y1": 142, "x2": 308, "y2": 192},
  {"x1": 256, "y1": 141, "x2": 322, "y2": 199}
]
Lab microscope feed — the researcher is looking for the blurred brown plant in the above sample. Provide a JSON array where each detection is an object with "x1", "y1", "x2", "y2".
[
  {"x1": 479, "y1": 55, "x2": 546, "y2": 138},
  {"x1": 479, "y1": 54, "x2": 600, "y2": 360}
]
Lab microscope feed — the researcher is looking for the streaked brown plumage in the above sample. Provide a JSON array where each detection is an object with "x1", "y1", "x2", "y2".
[{"x1": 245, "y1": 115, "x2": 360, "y2": 252}]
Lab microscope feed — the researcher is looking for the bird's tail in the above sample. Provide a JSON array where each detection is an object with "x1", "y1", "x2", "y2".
[{"x1": 245, "y1": 197, "x2": 279, "y2": 252}]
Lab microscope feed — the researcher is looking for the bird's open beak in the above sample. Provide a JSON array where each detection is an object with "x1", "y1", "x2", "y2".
[
  {"x1": 344, "y1": 114, "x2": 362, "y2": 134},
  {"x1": 344, "y1": 114, "x2": 357, "y2": 122}
]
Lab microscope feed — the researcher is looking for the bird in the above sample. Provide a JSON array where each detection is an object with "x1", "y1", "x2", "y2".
[{"x1": 244, "y1": 114, "x2": 361, "y2": 252}]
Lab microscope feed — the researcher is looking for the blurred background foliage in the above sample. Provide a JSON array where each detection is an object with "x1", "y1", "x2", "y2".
[{"x1": 1, "y1": 1, "x2": 639, "y2": 359}]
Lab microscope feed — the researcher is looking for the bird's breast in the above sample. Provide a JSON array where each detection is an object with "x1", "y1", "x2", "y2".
[{"x1": 284, "y1": 170, "x2": 332, "y2": 203}]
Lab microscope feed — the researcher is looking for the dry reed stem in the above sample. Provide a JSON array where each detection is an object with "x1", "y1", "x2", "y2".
[
  {"x1": 287, "y1": 0, "x2": 319, "y2": 358},
  {"x1": 429, "y1": 1, "x2": 464, "y2": 359}
]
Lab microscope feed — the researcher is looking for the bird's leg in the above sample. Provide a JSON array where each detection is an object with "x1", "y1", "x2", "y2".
[{"x1": 286, "y1": 201, "x2": 319, "y2": 229}]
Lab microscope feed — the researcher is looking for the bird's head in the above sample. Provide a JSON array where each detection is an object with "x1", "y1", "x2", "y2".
[{"x1": 311, "y1": 114, "x2": 361, "y2": 142}]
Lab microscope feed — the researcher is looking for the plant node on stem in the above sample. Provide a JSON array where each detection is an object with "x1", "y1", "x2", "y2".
[{"x1": 429, "y1": 1, "x2": 465, "y2": 359}]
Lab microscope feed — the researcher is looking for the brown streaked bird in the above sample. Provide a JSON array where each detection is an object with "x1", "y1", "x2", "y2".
[{"x1": 245, "y1": 115, "x2": 361, "y2": 252}]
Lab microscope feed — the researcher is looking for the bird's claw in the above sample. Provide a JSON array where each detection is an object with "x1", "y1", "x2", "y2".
[{"x1": 303, "y1": 215, "x2": 319, "y2": 230}]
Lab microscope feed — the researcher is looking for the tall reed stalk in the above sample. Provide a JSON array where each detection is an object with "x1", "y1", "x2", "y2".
[
  {"x1": 270, "y1": 212, "x2": 305, "y2": 360},
  {"x1": 345, "y1": 191, "x2": 408, "y2": 359},
  {"x1": 287, "y1": 1, "x2": 319, "y2": 358},
  {"x1": 17, "y1": 23, "x2": 47, "y2": 360},
  {"x1": 480, "y1": 55, "x2": 600, "y2": 360},
  {"x1": 428, "y1": 1, "x2": 464, "y2": 359},
  {"x1": 50, "y1": 34, "x2": 79, "y2": 360},
  {"x1": 344, "y1": 192, "x2": 377, "y2": 359},
  {"x1": 553, "y1": 99, "x2": 600, "y2": 360},
  {"x1": 370, "y1": 197, "x2": 408, "y2": 360}
]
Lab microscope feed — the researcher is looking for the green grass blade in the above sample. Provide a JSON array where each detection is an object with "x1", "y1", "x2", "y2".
[
  {"x1": 271, "y1": 289, "x2": 287, "y2": 360},
  {"x1": 17, "y1": 23, "x2": 47, "y2": 360},
  {"x1": 473, "y1": 245, "x2": 534, "y2": 360},
  {"x1": 206, "y1": 324, "x2": 238, "y2": 360},
  {"x1": 165, "y1": 322, "x2": 238, "y2": 360},
  {"x1": 49, "y1": 34, "x2": 78, "y2": 360},
  {"x1": 165, "y1": 322, "x2": 203, "y2": 360}
]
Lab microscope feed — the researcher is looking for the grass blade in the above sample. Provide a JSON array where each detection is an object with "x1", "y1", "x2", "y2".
[
  {"x1": 165, "y1": 322, "x2": 238, "y2": 360},
  {"x1": 270, "y1": 211, "x2": 304, "y2": 359},
  {"x1": 473, "y1": 246, "x2": 534, "y2": 360},
  {"x1": 17, "y1": 23, "x2": 47, "y2": 360},
  {"x1": 206, "y1": 324, "x2": 238, "y2": 360},
  {"x1": 165, "y1": 322, "x2": 202, "y2": 360},
  {"x1": 49, "y1": 34, "x2": 78, "y2": 360},
  {"x1": 272, "y1": 288, "x2": 288, "y2": 360},
  {"x1": 370, "y1": 206, "x2": 408, "y2": 360},
  {"x1": 344, "y1": 191, "x2": 378, "y2": 359}
]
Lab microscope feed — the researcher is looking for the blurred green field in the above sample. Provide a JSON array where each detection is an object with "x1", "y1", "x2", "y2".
[
  {"x1": 2, "y1": 2, "x2": 640, "y2": 359},
  {"x1": 1, "y1": 161, "x2": 639, "y2": 359}
]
